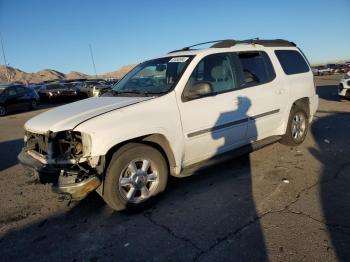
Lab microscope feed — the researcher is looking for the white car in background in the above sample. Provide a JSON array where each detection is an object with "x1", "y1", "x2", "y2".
[{"x1": 339, "y1": 72, "x2": 350, "y2": 99}]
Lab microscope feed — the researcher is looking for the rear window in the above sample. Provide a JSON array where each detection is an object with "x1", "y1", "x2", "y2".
[{"x1": 275, "y1": 50, "x2": 310, "y2": 75}]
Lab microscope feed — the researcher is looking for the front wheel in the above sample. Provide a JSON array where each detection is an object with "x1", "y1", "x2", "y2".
[
  {"x1": 0, "y1": 105, "x2": 6, "y2": 116},
  {"x1": 281, "y1": 106, "x2": 309, "y2": 146},
  {"x1": 103, "y1": 143, "x2": 168, "y2": 211}
]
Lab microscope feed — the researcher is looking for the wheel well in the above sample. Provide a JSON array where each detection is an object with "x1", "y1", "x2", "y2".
[
  {"x1": 104, "y1": 134, "x2": 176, "y2": 176},
  {"x1": 292, "y1": 97, "x2": 310, "y2": 116}
]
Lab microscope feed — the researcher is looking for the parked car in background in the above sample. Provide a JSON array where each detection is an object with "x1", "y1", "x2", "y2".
[
  {"x1": 38, "y1": 82, "x2": 83, "y2": 102},
  {"x1": 315, "y1": 65, "x2": 332, "y2": 75},
  {"x1": 28, "y1": 83, "x2": 42, "y2": 93},
  {"x1": 342, "y1": 64, "x2": 350, "y2": 73},
  {"x1": 0, "y1": 84, "x2": 40, "y2": 116},
  {"x1": 80, "y1": 79, "x2": 110, "y2": 97},
  {"x1": 311, "y1": 67, "x2": 319, "y2": 76},
  {"x1": 338, "y1": 72, "x2": 350, "y2": 99},
  {"x1": 327, "y1": 64, "x2": 344, "y2": 74}
]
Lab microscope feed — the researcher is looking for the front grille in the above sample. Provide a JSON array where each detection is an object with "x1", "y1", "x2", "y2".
[{"x1": 25, "y1": 131, "x2": 48, "y2": 156}]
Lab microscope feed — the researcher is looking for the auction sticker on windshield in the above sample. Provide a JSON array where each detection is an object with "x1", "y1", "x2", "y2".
[{"x1": 169, "y1": 57, "x2": 189, "y2": 63}]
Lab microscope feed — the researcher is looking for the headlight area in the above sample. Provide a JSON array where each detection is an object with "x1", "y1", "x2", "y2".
[
  {"x1": 49, "y1": 131, "x2": 101, "y2": 200},
  {"x1": 52, "y1": 131, "x2": 86, "y2": 160},
  {"x1": 20, "y1": 130, "x2": 103, "y2": 200}
]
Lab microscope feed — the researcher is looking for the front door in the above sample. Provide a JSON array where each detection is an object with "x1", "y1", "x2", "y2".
[{"x1": 177, "y1": 53, "x2": 249, "y2": 167}]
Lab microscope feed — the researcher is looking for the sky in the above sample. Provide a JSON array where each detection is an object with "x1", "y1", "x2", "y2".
[{"x1": 0, "y1": 0, "x2": 349, "y2": 75}]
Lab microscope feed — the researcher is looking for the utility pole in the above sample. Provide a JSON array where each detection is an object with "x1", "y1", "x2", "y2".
[
  {"x1": 0, "y1": 32, "x2": 10, "y2": 82},
  {"x1": 89, "y1": 44, "x2": 98, "y2": 78}
]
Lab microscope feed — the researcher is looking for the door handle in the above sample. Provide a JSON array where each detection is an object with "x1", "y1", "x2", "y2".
[{"x1": 277, "y1": 88, "x2": 285, "y2": 94}]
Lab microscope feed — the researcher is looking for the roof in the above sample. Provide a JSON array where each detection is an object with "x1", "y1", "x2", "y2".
[{"x1": 168, "y1": 39, "x2": 296, "y2": 54}]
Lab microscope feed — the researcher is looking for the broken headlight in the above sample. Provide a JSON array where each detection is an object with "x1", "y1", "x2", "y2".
[{"x1": 52, "y1": 131, "x2": 91, "y2": 159}]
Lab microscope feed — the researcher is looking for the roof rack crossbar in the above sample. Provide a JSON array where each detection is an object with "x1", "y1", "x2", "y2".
[
  {"x1": 168, "y1": 40, "x2": 228, "y2": 53},
  {"x1": 169, "y1": 38, "x2": 296, "y2": 53}
]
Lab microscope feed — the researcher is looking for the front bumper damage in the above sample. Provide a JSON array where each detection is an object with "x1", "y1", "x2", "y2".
[{"x1": 18, "y1": 149, "x2": 101, "y2": 200}]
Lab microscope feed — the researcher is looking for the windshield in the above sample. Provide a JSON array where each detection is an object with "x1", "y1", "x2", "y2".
[
  {"x1": 0, "y1": 87, "x2": 5, "y2": 94},
  {"x1": 111, "y1": 56, "x2": 193, "y2": 95}
]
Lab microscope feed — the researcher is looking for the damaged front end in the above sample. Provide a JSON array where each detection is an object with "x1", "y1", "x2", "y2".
[{"x1": 18, "y1": 130, "x2": 103, "y2": 200}]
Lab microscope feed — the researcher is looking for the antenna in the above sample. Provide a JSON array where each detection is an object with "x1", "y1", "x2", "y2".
[
  {"x1": 0, "y1": 32, "x2": 10, "y2": 82},
  {"x1": 89, "y1": 44, "x2": 98, "y2": 78}
]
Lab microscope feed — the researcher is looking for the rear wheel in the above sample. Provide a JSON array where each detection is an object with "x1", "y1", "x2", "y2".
[
  {"x1": 281, "y1": 106, "x2": 309, "y2": 146},
  {"x1": 0, "y1": 105, "x2": 6, "y2": 116},
  {"x1": 103, "y1": 143, "x2": 168, "y2": 211}
]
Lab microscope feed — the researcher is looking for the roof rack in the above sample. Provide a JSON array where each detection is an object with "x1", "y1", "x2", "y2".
[{"x1": 169, "y1": 38, "x2": 296, "y2": 53}]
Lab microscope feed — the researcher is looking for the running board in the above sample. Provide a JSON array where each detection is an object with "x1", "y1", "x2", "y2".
[{"x1": 179, "y1": 136, "x2": 282, "y2": 177}]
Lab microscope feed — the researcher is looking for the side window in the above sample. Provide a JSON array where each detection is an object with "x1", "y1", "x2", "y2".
[
  {"x1": 237, "y1": 51, "x2": 276, "y2": 87},
  {"x1": 275, "y1": 50, "x2": 310, "y2": 75},
  {"x1": 7, "y1": 87, "x2": 17, "y2": 96},
  {"x1": 15, "y1": 86, "x2": 26, "y2": 95},
  {"x1": 184, "y1": 53, "x2": 238, "y2": 100}
]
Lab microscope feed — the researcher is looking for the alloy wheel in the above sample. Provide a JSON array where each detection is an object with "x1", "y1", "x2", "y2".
[
  {"x1": 291, "y1": 112, "x2": 306, "y2": 142},
  {"x1": 118, "y1": 158, "x2": 159, "y2": 204}
]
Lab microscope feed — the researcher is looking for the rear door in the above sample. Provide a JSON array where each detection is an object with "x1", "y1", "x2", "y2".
[{"x1": 235, "y1": 51, "x2": 287, "y2": 141}]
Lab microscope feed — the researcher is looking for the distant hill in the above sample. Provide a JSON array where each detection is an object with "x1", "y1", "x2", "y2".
[
  {"x1": 101, "y1": 65, "x2": 135, "y2": 79},
  {"x1": 65, "y1": 71, "x2": 89, "y2": 80},
  {"x1": 0, "y1": 64, "x2": 135, "y2": 84}
]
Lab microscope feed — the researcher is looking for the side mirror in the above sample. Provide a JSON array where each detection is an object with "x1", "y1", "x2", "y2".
[{"x1": 184, "y1": 81, "x2": 213, "y2": 100}]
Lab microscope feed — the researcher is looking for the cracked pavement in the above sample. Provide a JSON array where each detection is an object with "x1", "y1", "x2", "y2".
[{"x1": 1, "y1": 75, "x2": 350, "y2": 261}]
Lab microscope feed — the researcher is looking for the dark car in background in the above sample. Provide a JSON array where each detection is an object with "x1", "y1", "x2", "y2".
[
  {"x1": 0, "y1": 84, "x2": 40, "y2": 116},
  {"x1": 38, "y1": 82, "x2": 84, "y2": 102}
]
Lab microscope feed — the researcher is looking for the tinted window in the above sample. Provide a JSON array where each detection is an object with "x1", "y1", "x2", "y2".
[
  {"x1": 15, "y1": 86, "x2": 26, "y2": 94},
  {"x1": 275, "y1": 50, "x2": 309, "y2": 75},
  {"x1": 185, "y1": 53, "x2": 239, "y2": 97},
  {"x1": 237, "y1": 52, "x2": 275, "y2": 87},
  {"x1": 6, "y1": 87, "x2": 17, "y2": 96}
]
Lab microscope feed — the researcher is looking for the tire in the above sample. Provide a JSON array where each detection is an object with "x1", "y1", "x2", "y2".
[
  {"x1": 103, "y1": 143, "x2": 168, "y2": 211},
  {"x1": 280, "y1": 106, "x2": 309, "y2": 146},
  {"x1": 30, "y1": 99, "x2": 38, "y2": 110},
  {"x1": 0, "y1": 105, "x2": 6, "y2": 116}
]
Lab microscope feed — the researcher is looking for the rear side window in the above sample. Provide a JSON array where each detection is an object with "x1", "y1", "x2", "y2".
[
  {"x1": 237, "y1": 51, "x2": 276, "y2": 87},
  {"x1": 275, "y1": 50, "x2": 310, "y2": 75}
]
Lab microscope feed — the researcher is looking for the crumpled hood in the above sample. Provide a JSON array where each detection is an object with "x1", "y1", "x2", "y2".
[{"x1": 25, "y1": 96, "x2": 152, "y2": 134}]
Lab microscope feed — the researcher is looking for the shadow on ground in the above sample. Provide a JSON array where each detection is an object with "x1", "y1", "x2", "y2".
[
  {"x1": 0, "y1": 139, "x2": 23, "y2": 172},
  {"x1": 0, "y1": 155, "x2": 268, "y2": 261},
  {"x1": 310, "y1": 111, "x2": 350, "y2": 261},
  {"x1": 316, "y1": 85, "x2": 341, "y2": 102},
  {"x1": 0, "y1": 94, "x2": 267, "y2": 261}
]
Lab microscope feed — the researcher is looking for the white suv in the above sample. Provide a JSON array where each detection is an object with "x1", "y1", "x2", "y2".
[{"x1": 18, "y1": 39, "x2": 319, "y2": 211}]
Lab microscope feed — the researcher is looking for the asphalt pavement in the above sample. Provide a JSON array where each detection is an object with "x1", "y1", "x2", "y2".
[{"x1": 0, "y1": 75, "x2": 349, "y2": 261}]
